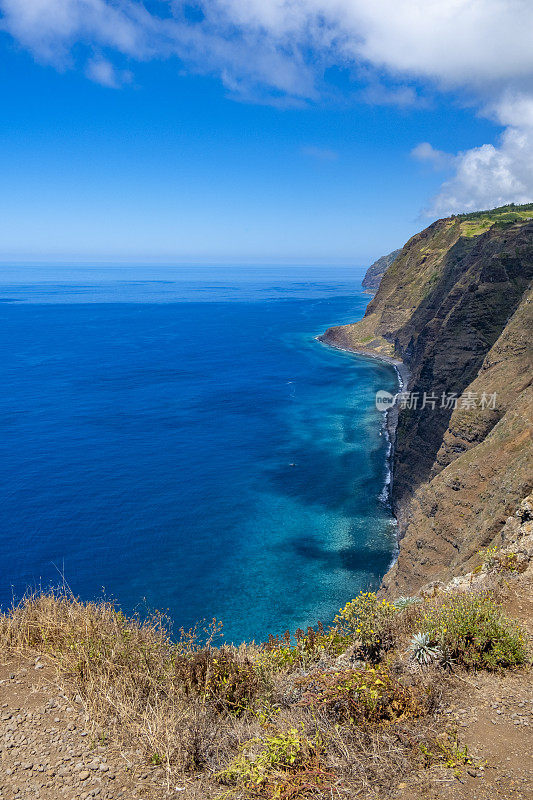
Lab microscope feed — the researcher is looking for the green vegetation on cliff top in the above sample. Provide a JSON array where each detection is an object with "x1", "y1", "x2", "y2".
[{"x1": 455, "y1": 202, "x2": 533, "y2": 237}]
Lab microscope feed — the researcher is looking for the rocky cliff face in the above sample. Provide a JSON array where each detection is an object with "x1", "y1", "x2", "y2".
[
  {"x1": 361, "y1": 249, "x2": 402, "y2": 291},
  {"x1": 322, "y1": 206, "x2": 533, "y2": 594}
]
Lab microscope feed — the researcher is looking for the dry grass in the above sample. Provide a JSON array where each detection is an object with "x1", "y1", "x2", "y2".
[
  {"x1": 0, "y1": 588, "x2": 527, "y2": 798},
  {"x1": 0, "y1": 591, "x2": 253, "y2": 775}
]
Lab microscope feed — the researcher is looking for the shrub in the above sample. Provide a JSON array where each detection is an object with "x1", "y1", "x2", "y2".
[
  {"x1": 335, "y1": 593, "x2": 399, "y2": 660},
  {"x1": 478, "y1": 547, "x2": 522, "y2": 574},
  {"x1": 479, "y1": 546, "x2": 500, "y2": 571},
  {"x1": 255, "y1": 624, "x2": 351, "y2": 672},
  {"x1": 394, "y1": 596, "x2": 422, "y2": 610},
  {"x1": 419, "y1": 730, "x2": 480, "y2": 778},
  {"x1": 419, "y1": 594, "x2": 528, "y2": 670},
  {"x1": 500, "y1": 552, "x2": 521, "y2": 572},
  {"x1": 297, "y1": 664, "x2": 422, "y2": 724},
  {"x1": 173, "y1": 648, "x2": 260, "y2": 715},
  {"x1": 218, "y1": 728, "x2": 332, "y2": 799}
]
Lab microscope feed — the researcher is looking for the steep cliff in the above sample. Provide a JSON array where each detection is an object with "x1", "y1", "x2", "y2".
[
  {"x1": 322, "y1": 205, "x2": 533, "y2": 594},
  {"x1": 361, "y1": 248, "x2": 402, "y2": 292}
]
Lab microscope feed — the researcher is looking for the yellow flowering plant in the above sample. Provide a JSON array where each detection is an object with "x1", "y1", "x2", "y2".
[
  {"x1": 419, "y1": 594, "x2": 529, "y2": 670},
  {"x1": 334, "y1": 592, "x2": 399, "y2": 661}
]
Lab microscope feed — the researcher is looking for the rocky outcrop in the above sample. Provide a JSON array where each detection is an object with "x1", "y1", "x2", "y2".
[
  {"x1": 322, "y1": 206, "x2": 533, "y2": 595},
  {"x1": 361, "y1": 249, "x2": 402, "y2": 292},
  {"x1": 417, "y1": 492, "x2": 533, "y2": 599}
]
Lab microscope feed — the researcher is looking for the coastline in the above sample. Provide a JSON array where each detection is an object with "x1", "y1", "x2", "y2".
[
  {"x1": 316, "y1": 330, "x2": 410, "y2": 401},
  {"x1": 316, "y1": 331, "x2": 411, "y2": 561}
]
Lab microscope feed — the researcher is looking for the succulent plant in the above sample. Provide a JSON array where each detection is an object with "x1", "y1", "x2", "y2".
[
  {"x1": 393, "y1": 596, "x2": 422, "y2": 610},
  {"x1": 408, "y1": 632, "x2": 442, "y2": 665},
  {"x1": 438, "y1": 646, "x2": 456, "y2": 672}
]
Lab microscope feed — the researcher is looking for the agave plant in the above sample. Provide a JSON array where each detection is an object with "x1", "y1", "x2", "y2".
[
  {"x1": 393, "y1": 596, "x2": 422, "y2": 610},
  {"x1": 408, "y1": 632, "x2": 442, "y2": 665},
  {"x1": 438, "y1": 646, "x2": 456, "y2": 672}
]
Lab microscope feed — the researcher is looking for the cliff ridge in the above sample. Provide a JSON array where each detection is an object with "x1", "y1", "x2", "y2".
[
  {"x1": 361, "y1": 248, "x2": 402, "y2": 292},
  {"x1": 322, "y1": 204, "x2": 533, "y2": 593}
]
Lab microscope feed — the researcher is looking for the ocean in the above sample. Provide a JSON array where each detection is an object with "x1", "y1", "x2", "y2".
[{"x1": 0, "y1": 266, "x2": 398, "y2": 643}]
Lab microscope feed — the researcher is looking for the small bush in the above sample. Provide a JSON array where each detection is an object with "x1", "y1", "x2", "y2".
[
  {"x1": 479, "y1": 546, "x2": 500, "y2": 571},
  {"x1": 174, "y1": 648, "x2": 260, "y2": 715},
  {"x1": 393, "y1": 596, "x2": 422, "y2": 611},
  {"x1": 255, "y1": 624, "x2": 351, "y2": 672},
  {"x1": 478, "y1": 547, "x2": 522, "y2": 574},
  {"x1": 218, "y1": 727, "x2": 332, "y2": 799},
  {"x1": 419, "y1": 594, "x2": 528, "y2": 670},
  {"x1": 335, "y1": 593, "x2": 399, "y2": 660},
  {"x1": 500, "y1": 552, "x2": 521, "y2": 572},
  {"x1": 419, "y1": 730, "x2": 480, "y2": 777},
  {"x1": 297, "y1": 664, "x2": 422, "y2": 724}
]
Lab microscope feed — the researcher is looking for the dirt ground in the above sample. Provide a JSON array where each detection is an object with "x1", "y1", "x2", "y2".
[
  {"x1": 0, "y1": 653, "x2": 174, "y2": 800},
  {"x1": 1, "y1": 580, "x2": 531, "y2": 800}
]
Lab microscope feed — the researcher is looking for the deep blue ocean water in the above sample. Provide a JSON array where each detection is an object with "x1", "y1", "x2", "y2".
[{"x1": 0, "y1": 266, "x2": 398, "y2": 643}]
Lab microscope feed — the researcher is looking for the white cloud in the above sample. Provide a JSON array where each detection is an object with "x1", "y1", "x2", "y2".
[
  {"x1": 0, "y1": 0, "x2": 152, "y2": 63},
  {"x1": 411, "y1": 142, "x2": 455, "y2": 171},
  {"x1": 3, "y1": 1, "x2": 533, "y2": 102},
  {"x1": 427, "y1": 126, "x2": 533, "y2": 216},
  {"x1": 490, "y1": 90, "x2": 533, "y2": 128},
  {"x1": 2, "y1": 1, "x2": 533, "y2": 212},
  {"x1": 414, "y1": 90, "x2": 533, "y2": 215},
  {"x1": 86, "y1": 56, "x2": 131, "y2": 87}
]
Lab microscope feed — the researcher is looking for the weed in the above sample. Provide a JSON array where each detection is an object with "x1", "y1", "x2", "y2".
[
  {"x1": 419, "y1": 594, "x2": 528, "y2": 670},
  {"x1": 478, "y1": 546, "x2": 523, "y2": 574},
  {"x1": 393, "y1": 596, "x2": 422, "y2": 611},
  {"x1": 173, "y1": 648, "x2": 260, "y2": 715},
  {"x1": 335, "y1": 593, "x2": 399, "y2": 661},
  {"x1": 408, "y1": 632, "x2": 442, "y2": 666},
  {"x1": 479, "y1": 546, "x2": 500, "y2": 571},
  {"x1": 297, "y1": 664, "x2": 423, "y2": 725},
  {"x1": 218, "y1": 727, "x2": 332, "y2": 799},
  {"x1": 255, "y1": 624, "x2": 351, "y2": 673},
  {"x1": 420, "y1": 730, "x2": 481, "y2": 778}
]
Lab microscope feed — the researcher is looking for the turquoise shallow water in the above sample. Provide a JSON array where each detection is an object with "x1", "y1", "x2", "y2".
[{"x1": 0, "y1": 267, "x2": 398, "y2": 643}]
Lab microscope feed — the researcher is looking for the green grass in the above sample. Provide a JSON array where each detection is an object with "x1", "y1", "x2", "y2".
[{"x1": 457, "y1": 203, "x2": 533, "y2": 237}]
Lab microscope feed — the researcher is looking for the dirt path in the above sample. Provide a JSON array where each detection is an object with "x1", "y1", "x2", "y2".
[
  {"x1": 0, "y1": 656, "x2": 167, "y2": 800},
  {"x1": 395, "y1": 576, "x2": 533, "y2": 800}
]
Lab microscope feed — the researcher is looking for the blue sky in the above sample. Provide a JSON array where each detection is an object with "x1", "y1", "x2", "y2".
[{"x1": 1, "y1": 2, "x2": 532, "y2": 264}]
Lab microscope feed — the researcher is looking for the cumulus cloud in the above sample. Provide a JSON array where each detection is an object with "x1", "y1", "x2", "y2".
[
  {"x1": 411, "y1": 142, "x2": 455, "y2": 171},
  {"x1": 490, "y1": 90, "x2": 533, "y2": 128},
  {"x1": 412, "y1": 89, "x2": 533, "y2": 215},
  {"x1": 1, "y1": 1, "x2": 533, "y2": 212},
  {"x1": 427, "y1": 126, "x2": 533, "y2": 216}
]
